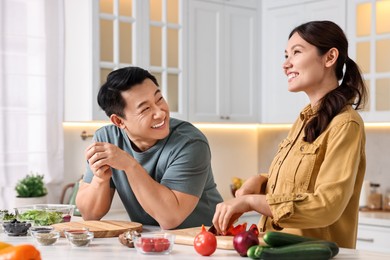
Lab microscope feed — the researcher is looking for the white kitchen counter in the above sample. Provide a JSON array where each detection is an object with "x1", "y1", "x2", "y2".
[
  {"x1": 1, "y1": 231, "x2": 390, "y2": 260},
  {"x1": 359, "y1": 211, "x2": 390, "y2": 227},
  {"x1": 3, "y1": 209, "x2": 389, "y2": 259}
]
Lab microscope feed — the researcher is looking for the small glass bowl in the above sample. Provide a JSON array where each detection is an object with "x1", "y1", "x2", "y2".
[
  {"x1": 31, "y1": 228, "x2": 60, "y2": 246},
  {"x1": 2, "y1": 220, "x2": 33, "y2": 236},
  {"x1": 134, "y1": 233, "x2": 175, "y2": 255},
  {"x1": 64, "y1": 228, "x2": 94, "y2": 247}
]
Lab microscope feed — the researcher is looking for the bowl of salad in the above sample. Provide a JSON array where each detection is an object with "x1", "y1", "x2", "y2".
[{"x1": 15, "y1": 204, "x2": 75, "y2": 226}]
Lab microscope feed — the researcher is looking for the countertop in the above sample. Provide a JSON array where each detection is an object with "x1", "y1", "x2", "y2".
[
  {"x1": 359, "y1": 210, "x2": 390, "y2": 227},
  {"x1": 1, "y1": 230, "x2": 390, "y2": 260},
  {"x1": 2, "y1": 210, "x2": 390, "y2": 259}
]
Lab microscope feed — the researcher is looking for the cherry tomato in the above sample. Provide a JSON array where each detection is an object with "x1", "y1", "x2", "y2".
[
  {"x1": 140, "y1": 238, "x2": 154, "y2": 252},
  {"x1": 153, "y1": 238, "x2": 170, "y2": 252},
  {"x1": 194, "y1": 225, "x2": 217, "y2": 256}
]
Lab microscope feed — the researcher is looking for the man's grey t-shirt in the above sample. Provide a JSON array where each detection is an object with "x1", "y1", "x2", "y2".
[{"x1": 83, "y1": 118, "x2": 223, "y2": 229}]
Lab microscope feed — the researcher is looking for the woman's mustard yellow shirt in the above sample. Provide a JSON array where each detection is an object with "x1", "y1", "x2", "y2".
[{"x1": 259, "y1": 104, "x2": 366, "y2": 249}]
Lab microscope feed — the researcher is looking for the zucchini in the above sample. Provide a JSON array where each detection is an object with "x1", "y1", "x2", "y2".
[
  {"x1": 297, "y1": 240, "x2": 339, "y2": 258},
  {"x1": 247, "y1": 245, "x2": 269, "y2": 259},
  {"x1": 263, "y1": 231, "x2": 315, "y2": 247},
  {"x1": 247, "y1": 243, "x2": 333, "y2": 260}
]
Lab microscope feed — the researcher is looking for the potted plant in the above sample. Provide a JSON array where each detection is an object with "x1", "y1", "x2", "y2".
[{"x1": 14, "y1": 173, "x2": 48, "y2": 207}]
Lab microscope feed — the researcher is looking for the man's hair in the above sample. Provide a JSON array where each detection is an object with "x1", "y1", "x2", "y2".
[{"x1": 97, "y1": 66, "x2": 159, "y2": 118}]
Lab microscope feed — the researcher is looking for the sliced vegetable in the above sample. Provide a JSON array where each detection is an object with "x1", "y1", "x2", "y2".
[
  {"x1": 249, "y1": 224, "x2": 259, "y2": 236},
  {"x1": 227, "y1": 222, "x2": 247, "y2": 236}
]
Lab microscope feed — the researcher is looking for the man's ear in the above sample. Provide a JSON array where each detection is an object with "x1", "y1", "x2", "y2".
[
  {"x1": 110, "y1": 114, "x2": 125, "y2": 128},
  {"x1": 325, "y1": 47, "x2": 339, "y2": 67}
]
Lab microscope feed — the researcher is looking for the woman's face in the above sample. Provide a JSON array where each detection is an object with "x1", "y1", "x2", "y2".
[{"x1": 282, "y1": 32, "x2": 328, "y2": 96}]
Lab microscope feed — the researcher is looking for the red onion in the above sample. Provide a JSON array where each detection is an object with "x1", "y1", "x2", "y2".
[{"x1": 233, "y1": 230, "x2": 259, "y2": 257}]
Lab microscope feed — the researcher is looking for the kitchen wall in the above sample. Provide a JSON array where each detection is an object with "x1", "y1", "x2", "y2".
[{"x1": 62, "y1": 123, "x2": 390, "y2": 209}]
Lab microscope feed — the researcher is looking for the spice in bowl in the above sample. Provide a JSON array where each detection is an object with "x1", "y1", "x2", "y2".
[
  {"x1": 31, "y1": 229, "x2": 60, "y2": 246},
  {"x1": 2, "y1": 219, "x2": 32, "y2": 236},
  {"x1": 64, "y1": 228, "x2": 94, "y2": 247}
]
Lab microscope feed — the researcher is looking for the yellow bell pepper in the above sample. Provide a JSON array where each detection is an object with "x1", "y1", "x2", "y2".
[
  {"x1": 0, "y1": 243, "x2": 12, "y2": 251},
  {"x1": 0, "y1": 244, "x2": 41, "y2": 260}
]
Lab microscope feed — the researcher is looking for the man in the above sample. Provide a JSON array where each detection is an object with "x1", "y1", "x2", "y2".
[{"x1": 76, "y1": 66, "x2": 223, "y2": 229}]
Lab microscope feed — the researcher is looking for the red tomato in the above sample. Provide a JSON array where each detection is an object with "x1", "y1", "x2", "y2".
[
  {"x1": 194, "y1": 225, "x2": 217, "y2": 256},
  {"x1": 141, "y1": 238, "x2": 154, "y2": 252},
  {"x1": 153, "y1": 238, "x2": 170, "y2": 252}
]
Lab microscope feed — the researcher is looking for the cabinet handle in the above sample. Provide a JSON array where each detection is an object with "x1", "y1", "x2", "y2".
[
  {"x1": 357, "y1": 237, "x2": 374, "y2": 243},
  {"x1": 219, "y1": 116, "x2": 230, "y2": 120}
]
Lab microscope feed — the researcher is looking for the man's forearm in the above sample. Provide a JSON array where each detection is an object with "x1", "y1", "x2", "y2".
[{"x1": 76, "y1": 180, "x2": 113, "y2": 220}]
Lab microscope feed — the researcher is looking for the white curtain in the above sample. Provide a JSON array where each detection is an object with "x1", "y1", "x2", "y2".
[{"x1": 0, "y1": 0, "x2": 65, "y2": 209}]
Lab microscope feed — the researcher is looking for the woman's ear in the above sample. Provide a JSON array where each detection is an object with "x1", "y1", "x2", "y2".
[
  {"x1": 325, "y1": 47, "x2": 339, "y2": 67},
  {"x1": 110, "y1": 114, "x2": 125, "y2": 128}
]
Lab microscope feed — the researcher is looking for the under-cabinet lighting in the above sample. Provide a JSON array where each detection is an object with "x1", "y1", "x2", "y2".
[
  {"x1": 194, "y1": 124, "x2": 257, "y2": 130},
  {"x1": 63, "y1": 121, "x2": 111, "y2": 128},
  {"x1": 63, "y1": 122, "x2": 390, "y2": 130}
]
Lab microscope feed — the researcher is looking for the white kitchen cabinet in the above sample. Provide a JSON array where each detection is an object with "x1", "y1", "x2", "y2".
[
  {"x1": 347, "y1": 0, "x2": 390, "y2": 122},
  {"x1": 357, "y1": 224, "x2": 390, "y2": 253},
  {"x1": 261, "y1": 0, "x2": 346, "y2": 123},
  {"x1": 64, "y1": 0, "x2": 186, "y2": 121},
  {"x1": 188, "y1": 0, "x2": 258, "y2": 123}
]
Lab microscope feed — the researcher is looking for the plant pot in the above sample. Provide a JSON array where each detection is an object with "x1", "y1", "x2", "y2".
[{"x1": 14, "y1": 194, "x2": 48, "y2": 207}]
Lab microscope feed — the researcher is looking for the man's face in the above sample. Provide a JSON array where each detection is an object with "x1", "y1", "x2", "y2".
[{"x1": 115, "y1": 78, "x2": 170, "y2": 151}]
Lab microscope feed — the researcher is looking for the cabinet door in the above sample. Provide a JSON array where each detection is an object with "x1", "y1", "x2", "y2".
[
  {"x1": 224, "y1": 6, "x2": 258, "y2": 122},
  {"x1": 64, "y1": 0, "x2": 185, "y2": 121},
  {"x1": 357, "y1": 224, "x2": 390, "y2": 253},
  {"x1": 261, "y1": 0, "x2": 346, "y2": 123},
  {"x1": 188, "y1": 0, "x2": 258, "y2": 122},
  {"x1": 347, "y1": 0, "x2": 390, "y2": 122},
  {"x1": 188, "y1": 0, "x2": 223, "y2": 122}
]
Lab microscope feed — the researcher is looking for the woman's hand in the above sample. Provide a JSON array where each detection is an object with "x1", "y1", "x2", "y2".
[{"x1": 212, "y1": 197, "x2": 251, "y2": 235}]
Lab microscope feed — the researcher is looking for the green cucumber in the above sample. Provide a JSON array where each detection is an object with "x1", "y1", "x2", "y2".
[
  {"x1": 247, "y1": 245, "x2": 269, "y2": 259},
  {"x1": 247, "y1": 243, "x2": 333, "y2": 260},
  {"x1": 263, "y1": 231, "x2": 315, "y2": 247},
  {"x1": 297, "y1": 240, "x2": 339, "y2": 258}
]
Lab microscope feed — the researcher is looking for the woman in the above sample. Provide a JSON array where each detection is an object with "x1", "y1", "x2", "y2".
[{"x1": 212, "y1": 20, "x2": 367, "y2": 249}]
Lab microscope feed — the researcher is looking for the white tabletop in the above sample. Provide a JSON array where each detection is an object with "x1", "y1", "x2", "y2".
[{"x1": 1, "y1": 228, "x2": 390, "y2": 260}]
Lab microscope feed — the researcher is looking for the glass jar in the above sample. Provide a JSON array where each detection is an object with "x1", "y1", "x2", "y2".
[
  {"x1": 383, "y1": 191, "x2": 390, "y2": 211},
  {"x1": 367, "y1": 183, "x2": 382, "y2": 210}
]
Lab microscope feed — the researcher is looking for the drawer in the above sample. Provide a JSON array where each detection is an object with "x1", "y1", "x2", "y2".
[{"x1": 356, "y1": 224, "x2": 390, "y2": 253}]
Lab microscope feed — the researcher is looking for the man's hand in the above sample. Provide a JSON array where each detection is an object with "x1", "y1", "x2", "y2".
[{"x1": 85, "y1": 142, "x2": 132, "y2": 181}]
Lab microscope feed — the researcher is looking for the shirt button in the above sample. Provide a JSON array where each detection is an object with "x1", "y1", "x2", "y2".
[
  {"x1": 271, "y1": 184, "x2": 275, "y2": 189},
  {"x1": 300, "y1": 146, "x2": 305, "y2": 151},
  {"x1": 278, "y1": 161, "x2": 282, "y2": 165}
]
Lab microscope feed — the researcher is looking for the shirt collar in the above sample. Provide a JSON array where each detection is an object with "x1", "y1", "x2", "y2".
[{"x1": 299, "y1": 104, "x2": 319, "y2": 121}]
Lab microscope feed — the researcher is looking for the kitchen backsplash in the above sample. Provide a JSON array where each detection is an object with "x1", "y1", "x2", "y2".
[{"x1": 63, "y1": 123, "x2": 390, "y2": 208}]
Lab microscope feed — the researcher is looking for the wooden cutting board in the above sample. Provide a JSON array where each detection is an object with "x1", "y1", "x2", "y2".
[
  {"x1": 167, "y1": 226, "x2": 235, "y2": 250},
  {"x1": 51, "y1": 220, "x2": 142, "y2": 238}
]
